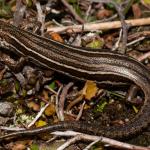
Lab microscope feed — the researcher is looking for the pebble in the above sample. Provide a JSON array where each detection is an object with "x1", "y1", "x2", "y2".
[{"x1": 0, "y1": 102, "x2": 14, "y2": 116}]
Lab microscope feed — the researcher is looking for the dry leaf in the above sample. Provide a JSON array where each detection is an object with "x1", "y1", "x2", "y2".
[
  {"x1": 45, "y1": 104, "x2": 56, "y2": 116},
  {"x1": 83, "y1": 80, "x2": 98, "y2": 100},
  {"x1": 104, "y1": 34, "x2": 115, "y2": 49},
  {"x1": 96, "y1": 9, "x2": 113, "y2": 19},
  {"x1": 42, "y1": 90, "x2": 49, "y2": 101},
  {"x1": 132, "y1": 3, "x2": 141, "y2": 18},
  {"x1": 27, "y1": 101, "x2": 40, "y2": 112},
  {"x1": 49, "y1": 32, "x2": 64, "y2": 43}
]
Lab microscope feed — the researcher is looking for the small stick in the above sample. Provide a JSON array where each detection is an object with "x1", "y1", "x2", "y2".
[
  {"x1": 58, "y1": 82, "x2": 74, "y2": 121},
  {"x1": 112, "y1": 29, "x2": 122, "y2": 51},
  {"x1": 76, "y1": 101, "x2": 86, "y2": 121},
  {"x1": 138, "y1": 51, "x2": 150, "y2": 62},
  {"x1": 83, "y1": 139, "x2": 101, "y2": 150},
  {"x1": 0, "y1": 126, "x2": 25, "y2": 131},
  {"x1": 47, "y1": 18, "x2": 150, "y2": 33},
  {"x1": 128, "y1": 31, "x2": 150, "y2": 40},
  {"x1": 127, "y1": 36, "x2": 145, "y2": 46},
  {"x1": 27, "y1": 103, "x2": 50, "y2": 128},
  {"x1": 52, "y1": 131, "x2": 150, "y2": 150},
  {"x1": 35, "y1": 1, "x2": 45, "y2": 36}
]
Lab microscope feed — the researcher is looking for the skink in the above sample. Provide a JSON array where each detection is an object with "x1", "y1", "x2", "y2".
[{"x1": 0, "y1": 20, "x2": 150, "y2": 140}]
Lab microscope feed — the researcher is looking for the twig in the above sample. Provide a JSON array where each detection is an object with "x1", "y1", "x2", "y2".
[
  {"x1": 66, "y1": 93, "x2": 83, "y2": 111},
  {"x1": 137, "y1": 51, "x2": 150, "y2": 62},
  {"x1": 56, "y1": 85, "x2": 63, "y2": 120},
  {"x1": 52, "y1": 131, "x2": 150, "y2": 150},
  {"x1": 46, "y1": 135, "x2": 58, "y2": 143},
  {"x1": 47, "y1": 17, "x2": 150, "y2": 33},
  {"x1": 27, "y1": 103, "x2": 50, "y2": 128},
  {"x1": 44, "y1": 85, "x2": 58, "y2": 95},
  {"x1": 13, "y1": 0, "x2": 26, "y2": 27},
  {"x1": 83, "y1": 139, "x2": 100, "y2": 150},
  {"x1": 57, "y1": 135, "x2": 81, "y2": 150},
  {"x1": 112, "y1": 29, "x2": 122, "y2": 51},
  {"x1": 112, "y1": 1, "x2": 128, "y2": 53},
  {"x1": 128, "y1": 31, "x2": 150, "y2": 40},
  {"x1": 0, "y1": 126, "x2": 25, "y2": 131},
  {"x1": 58, "y1": 82, "x2": 74, "y2": 121},
  {"x1": 127, "y1": 36, "x2": 145, "y2": 47},
  {"x1": 35, "y1": 1, "x2": 45, "y2": 36},
  {"x1": 60, "y1": 0, "x2": 85, "y2": 24},
  {"x1": 91, "y1": 0, "x2": 128, "y2": 53},
  {"x1": 52, "y1": 19, "x2": 64, "y2": 27},
  {"x1": 85, "y1": 3, "x2": 92, "y2": 21},
  {"x1": 76, "y1": 101, "x2": 86, "y2": 121}
]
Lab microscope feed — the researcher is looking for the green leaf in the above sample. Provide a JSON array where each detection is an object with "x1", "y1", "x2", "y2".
[
  {"x1": 86, "y1": 39, "x2": 104, "y2": 49},
  {"x1": 49, "y1": 81, "x2": 56, "y2": 90},
  {"x1": 30, "y1": 144, "x2": 39, "y2": 150},
  {"x1": 108, "y1": 91, "x2": 125, "y2": 99},
  {"x1": 95, "y1": 99, "x2": 108, "y2": 112},
  {"x1": 132, "y1": 105, "x2": 139, "y2": 113}
]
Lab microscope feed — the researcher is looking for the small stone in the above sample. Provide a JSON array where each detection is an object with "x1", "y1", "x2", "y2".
[{"x1": 0, "y1": 102, "x2": 14, "y2": 116}]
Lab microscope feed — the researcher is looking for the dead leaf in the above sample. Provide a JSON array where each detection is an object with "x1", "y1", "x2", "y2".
[
  {"x1": 83, "y1": 80, "x2": 98, "y2": 100},
  {"x1": 132, "y1": 3, "x2": 142, "y2": 18},
  {"x1": 44, "y1": 103, "x2": 56, "y2": 116},
  {"x1": 96, "y1": 9, "x2": 113, "y2": 19},
  {"x1": 49, "y1": 32, "x2": 64, "y2": 43},
  {"x1": 27, "y1": 101, "x2": 40, "y2": 112},
  {"x1": 42, "y1": 90, "x2": 49, "y2": 101},
  {"x1": 104, "y1": 35, "x2": 115, "y2": 49}
]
